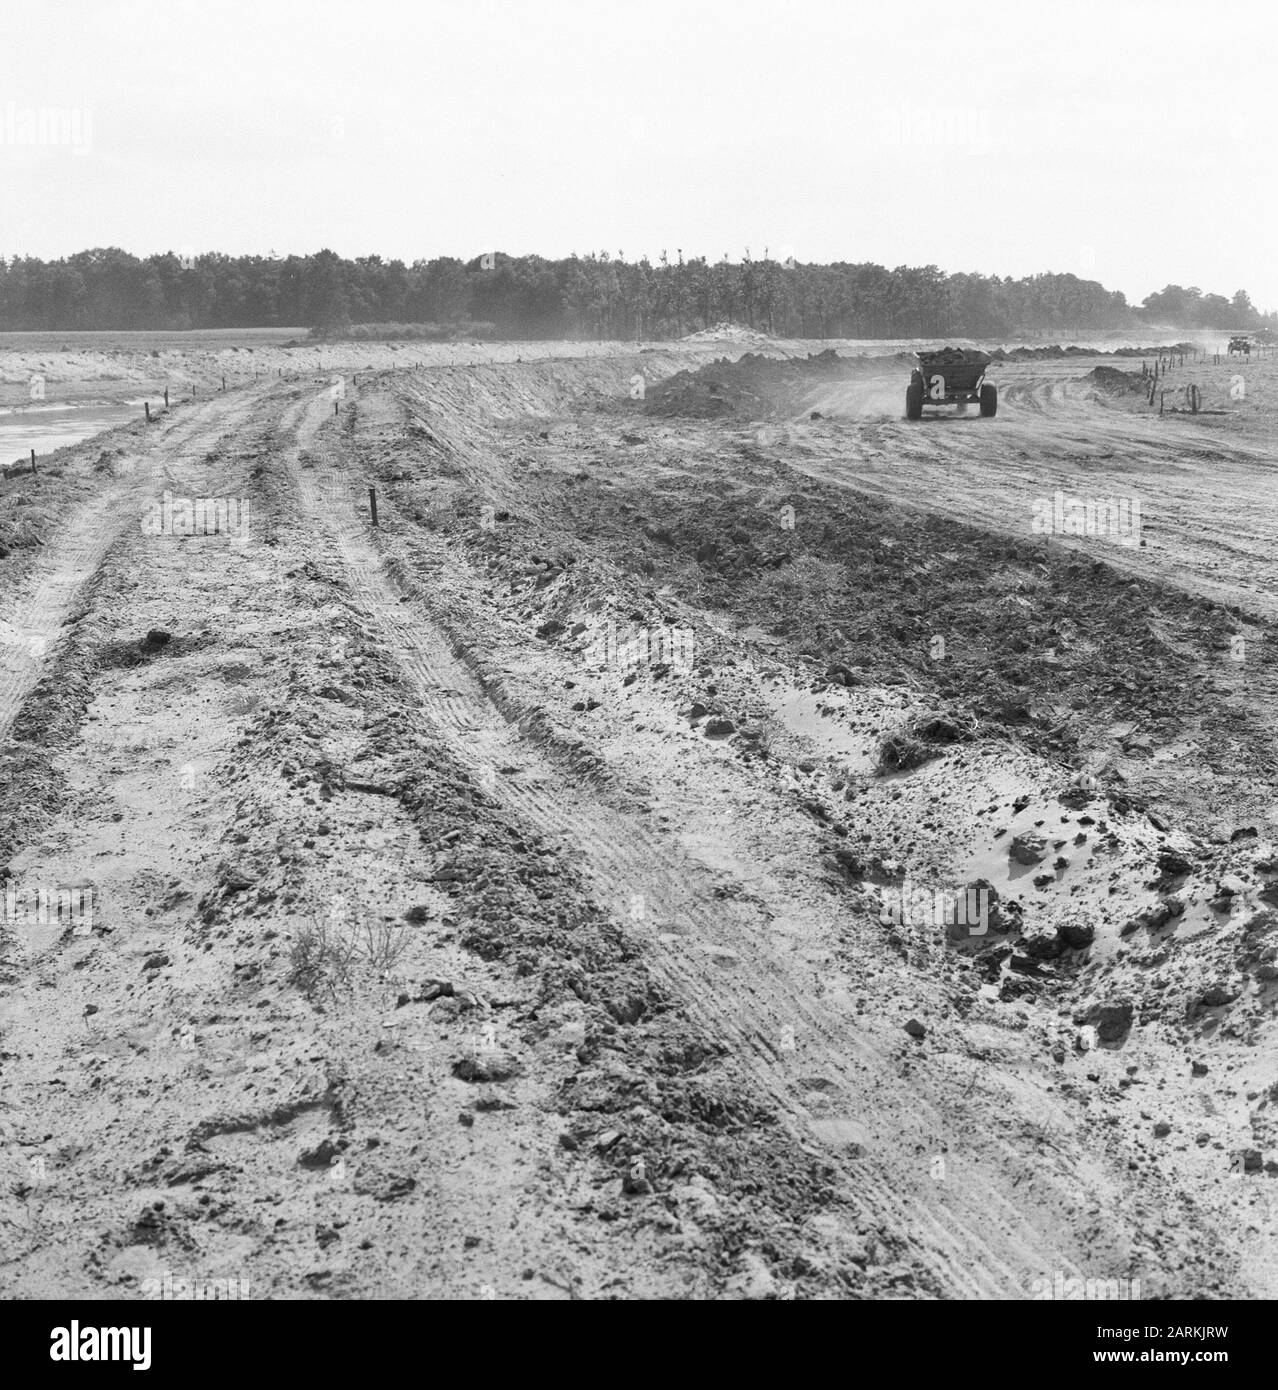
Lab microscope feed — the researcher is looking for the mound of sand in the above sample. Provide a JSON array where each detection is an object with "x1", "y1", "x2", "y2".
[
  {"x1": 990, "y1": 343, "x2": 1194, "y2": 362},
  {"x1": 679, "y1": 322, "x2": 777, "y2": 346},
  {"x1": 646, "y1": 349, "x2": 889, "y2": 418},
  {"x1": 1086, "y1": 365, "x2": 1147, "y2": 393}
]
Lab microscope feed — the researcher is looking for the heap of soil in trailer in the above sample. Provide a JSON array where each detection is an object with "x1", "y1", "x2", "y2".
[{"x1": 915, "y1": 347, "x2": 991, "y2": 366}]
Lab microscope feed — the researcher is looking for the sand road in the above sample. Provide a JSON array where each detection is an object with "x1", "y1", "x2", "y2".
[{"x1": 1, "y1": 340, "x2": 1274, "y2": 1300}]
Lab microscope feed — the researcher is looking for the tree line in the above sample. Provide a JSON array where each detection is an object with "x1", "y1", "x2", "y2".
[{"x1": 0, "y1": 247, "x2": 1271, "y2": 340}]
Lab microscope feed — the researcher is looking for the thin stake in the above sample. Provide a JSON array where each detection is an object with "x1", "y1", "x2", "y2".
[{"x1": 369, "y1": 487, "x2": 379, "y2": 528}]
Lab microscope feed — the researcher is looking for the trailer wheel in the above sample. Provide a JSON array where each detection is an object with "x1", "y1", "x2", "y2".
[
  {"x1": 906, "y1": 378, "x2": 924, "y2": 420},
  {"x1": 979, "y1": 383, "x2": 998, "y2": 417}
]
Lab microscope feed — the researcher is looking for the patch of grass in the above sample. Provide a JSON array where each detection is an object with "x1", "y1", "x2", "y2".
[
  {"x1": 287, "y1": 916, "x2": 358, "y2": 1000},
  {"x1": 356, "y1": 919, "x2": 412, "y2": 973},
  {"x1": 287, "y1": 912, "x2": 412, "y2": 998}
]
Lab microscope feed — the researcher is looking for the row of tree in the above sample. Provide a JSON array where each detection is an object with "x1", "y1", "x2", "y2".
[{"x1": 0, "y1": 247, "x2": 1271, "y2": 339}]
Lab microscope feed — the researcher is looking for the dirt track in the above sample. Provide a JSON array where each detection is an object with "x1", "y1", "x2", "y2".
[
  {"x1": 797, "y1": 355, "x2": 1278, "y2": 619},
  {"x1": 2, "y1": 339, "x2": 1277, "y2": 1300}
]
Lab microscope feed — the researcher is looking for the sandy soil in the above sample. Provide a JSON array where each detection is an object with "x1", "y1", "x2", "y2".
[
  {"x1": 1, "y1": 334, "x2": 1275, "y2": 1300},
  {"x1": 0, "y1": 327, "x2": 1205, "y2": 407}
]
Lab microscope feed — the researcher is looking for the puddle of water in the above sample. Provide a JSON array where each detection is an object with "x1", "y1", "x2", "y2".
[{"x1": 0, "y1": 401, "x2": 139, "y2": 462}]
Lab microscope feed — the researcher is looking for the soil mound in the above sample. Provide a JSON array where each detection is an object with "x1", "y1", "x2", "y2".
[
  {"x1": 679, "y1": 322, "x2": 777, "y2": 346},
  {"x1": 646, "y1": 349, "x2": 894, "y2": 419},
  {"x1": 1086, "y1": 365, "x2": 1147, "y2": 393},
  {"x1": 916, "y1": 347, "x2": 992, "y2": 366},
  {"x1": 991, "y1": 342, "x2": 1194, "y2": 362}
]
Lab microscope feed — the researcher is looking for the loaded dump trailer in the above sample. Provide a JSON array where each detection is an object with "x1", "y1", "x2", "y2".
[{"x1": 906, "y1": 347, "x2": 997, "y2": 419}]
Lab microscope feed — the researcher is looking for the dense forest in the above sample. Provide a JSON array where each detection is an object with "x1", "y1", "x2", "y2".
[{"x1": 0, "y1": 247, "x2": 1271, "y2": 340}]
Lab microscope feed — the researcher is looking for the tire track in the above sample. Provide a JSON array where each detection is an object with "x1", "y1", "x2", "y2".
[
  {"x1": 0, "y1": 391, "x2": 266, "y2": 744},
  {"x1": 280, "y1": 383, "x2": 1130, "y2": 1299},
  {"x1": 791, "y1": 365, "x2": 1278, "y2": 618}
]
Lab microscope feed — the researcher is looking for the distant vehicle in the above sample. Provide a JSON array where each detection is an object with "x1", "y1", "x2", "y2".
[
  {"x1": 906, "y1": 348, "x2": 997, "y2": 419},
  {"x1": 1228, "y1": 336, "x2": 1251, "y2": 358}
]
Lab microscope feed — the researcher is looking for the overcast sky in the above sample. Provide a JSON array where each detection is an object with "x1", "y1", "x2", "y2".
[{"x1": 2, "y1": 0, "x2": 1274, "y2": 309}]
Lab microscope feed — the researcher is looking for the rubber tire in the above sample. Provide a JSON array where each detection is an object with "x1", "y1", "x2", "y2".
[
  {"x1": 906, "y1": 377, "x2": 924, "y2": 420},
  {"x1": 979, "y1": 382, "x2": 998, "y2": 418}
]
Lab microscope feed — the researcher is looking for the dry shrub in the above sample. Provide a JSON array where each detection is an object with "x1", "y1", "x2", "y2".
[{"x1": 288, "y1": 911, "x2": 412, "y2": 998}]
